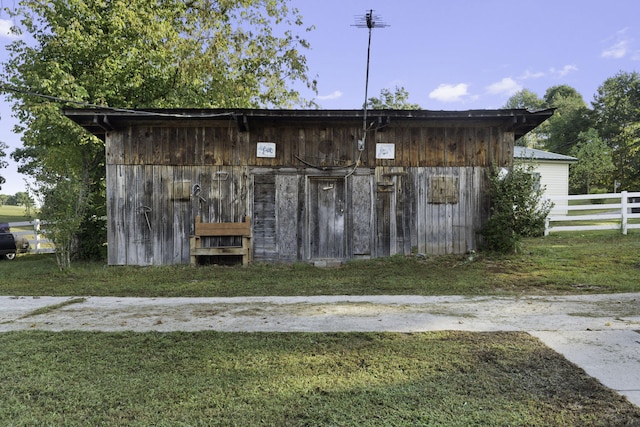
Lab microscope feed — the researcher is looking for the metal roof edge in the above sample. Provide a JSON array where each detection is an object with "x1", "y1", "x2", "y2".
[{"x1": 513, "y1": 146, "x2": 578, "y2": 163}]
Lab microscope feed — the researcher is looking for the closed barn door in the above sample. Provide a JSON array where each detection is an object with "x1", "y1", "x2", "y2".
[
  {"x1": 252, "y1": 174, "x2": 277, "y2": 261},
  {"x1": 309, "y1": 177, "x2": 346, "y2": 259}
]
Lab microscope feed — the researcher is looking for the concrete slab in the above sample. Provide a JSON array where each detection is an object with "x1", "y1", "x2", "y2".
[
  {"x1": 0, "y1": 296, "x2": 73, "y2": 323},
  {"x1": 1, "y1": 293, "x2": 639, "y2": 407},
  {"x1": 531, "y1": 330, "x2": 640, "y2": 407}
]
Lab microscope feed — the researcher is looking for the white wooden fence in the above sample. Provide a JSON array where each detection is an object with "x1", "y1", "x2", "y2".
[
  {"x1": 544, "y1": 191, "x2": 640, "y2": 235},
  {"x1": 8, "y1": 219, "x2": 55, "y2": 254}
]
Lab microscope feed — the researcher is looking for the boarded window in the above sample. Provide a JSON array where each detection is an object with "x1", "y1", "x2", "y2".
[{"x1": 428, "y1": 176, "x2": 459, "y2": 204}]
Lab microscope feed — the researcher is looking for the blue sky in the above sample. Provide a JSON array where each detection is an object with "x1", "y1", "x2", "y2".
[{"x1": 2, "y1": 0, "x2": 640, "y2": 195}]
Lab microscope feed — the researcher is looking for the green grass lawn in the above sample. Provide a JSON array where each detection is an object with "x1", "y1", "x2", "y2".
[
  {"x1": 2, "y1": 331, "x2": 638, "y2": 426},
  {"x1": 1, "y1": 230, "x2": 639, "y2": 297},
  {"x1": 0, "y1": 204, "x2": 31, "y2": 223},
  {"x1": 2, "y1": 213, "x2": 640, "y2": 425}
]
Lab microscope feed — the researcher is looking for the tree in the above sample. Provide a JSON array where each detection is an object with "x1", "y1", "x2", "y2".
[
  {"x1": 39, "y1": 176, "x2": 89, "y2": 270},
  {"x1": 0, "y1": 141, "x2": 7, "y2": 191},
  {"x1": 504, "y1": 86, "x2": 595, "y2": 154},
  {"x1": 542, "y1": 85, "x2": 592, "y2": 155},
  {"x1": 15, "y1": 191, "x2": 34, "y2": 217},
  {"x1": 367, "y1": 86, "x2": 420, "y2": 110},
  {"x1": 502, "y1": 89, "x2": 545, "y2": 110},
  {"x1": 2, "y1": 0, "x2": 316, "y2": 265},
  {"x1": 4, "y1": 0, "x2": 316, "y2": 110},
  {"x1": 592, "y1": 71, "x2": 640, "y2": 190},
  {"x1": 569, "y1": 129, "x2": 615, "y2": 194},
  {"x1": 481, "y1": 164, "x2": 553, "y2": 253},
  {"x1": 502, "y1": 89, "x2": 546, "y2": 148},
  {"x1": 7, "y1": 191, "x2": 33, "y2": 206}
]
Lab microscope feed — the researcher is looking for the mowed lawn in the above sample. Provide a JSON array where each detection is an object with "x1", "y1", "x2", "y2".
[
  {"x1": 0, "y1": 204, "x2": 32, "y2": 223},
  {"x1": 2, "y1": 331, "x2": 639, "y2": 426},
  {"x1": 1, "y1": 231, "x2": 640, "y2": 297},
  {"x1": 2, "y1": 214, "x2": 640, "y2": 425}
]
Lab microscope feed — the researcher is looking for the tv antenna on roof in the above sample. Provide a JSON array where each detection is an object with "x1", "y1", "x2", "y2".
[{"x1": 353, "y1": 9, "x2": 388, "y2": 151}]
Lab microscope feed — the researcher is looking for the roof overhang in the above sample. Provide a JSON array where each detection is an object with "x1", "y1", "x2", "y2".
[{"x1": 63, "y1": 108, "x2": 554, "y2": 140}]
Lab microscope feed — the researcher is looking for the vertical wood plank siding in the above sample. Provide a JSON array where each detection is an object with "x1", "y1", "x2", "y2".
[{"x1": 105, "y1": 120, "x2": 511, "y2": 265}]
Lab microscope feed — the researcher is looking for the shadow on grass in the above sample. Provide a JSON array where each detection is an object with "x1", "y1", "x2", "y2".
[{"x1": 1, "y1": 331, "x2": 638, "y2": 426}]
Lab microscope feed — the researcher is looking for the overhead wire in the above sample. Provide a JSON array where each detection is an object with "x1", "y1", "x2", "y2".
[{"x1": 0, "y1": 83, "x2": 235, "y2": 119}]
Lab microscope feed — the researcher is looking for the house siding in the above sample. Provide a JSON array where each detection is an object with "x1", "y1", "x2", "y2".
[
  {"x1": 536, "y1": 162, "x2": 570, "y2": 197},
  {"x1": 520, "y1": 160, "x2": 571, "y2": 214}
]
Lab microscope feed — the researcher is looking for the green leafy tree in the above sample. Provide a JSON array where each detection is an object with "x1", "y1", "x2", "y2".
[
  {"x1": 502, "y1": 89, "x2": 546, "y2": 147},
  {"x1": 502, "y1": 89, "x2": 545, "y2": 110},
  {"x1": 481, "y1": 164, "x2": 553, "y2": 253},
  {"x1": 39, "y1": 176, "x2": 89, "y2": 270},
  {"x1": 592, "y1": 71, "x2": 640, "y2": 190},
  {"x1": 7, "y1": 191, "x2": 32, "y2": 206},
  {"x1": 505, "y1": 86, "x2": 594, "y2": 155},
  {"x1": 542, "y1": 85, "x2": 593, "y2": 155},
  {"x1": 2, "y1": 0, "x2": 316, "y2": 264},
  {"x1": 0, "y1": 141, "x2": 7, "y2": 191},
  {"x1": 15, "y1": 191, "x2": 34, "y2": 217},
  {"x1": 569, "y1": 129, "x2": 615, "y2": 194},
  {"x1": 367, "y1": 86, "x2": 420, "y2": 109}
]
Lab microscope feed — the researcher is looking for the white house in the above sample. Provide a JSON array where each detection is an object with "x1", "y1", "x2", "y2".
[{"x1": 514, "y1": 146, "x2": 577, "y2": 213}]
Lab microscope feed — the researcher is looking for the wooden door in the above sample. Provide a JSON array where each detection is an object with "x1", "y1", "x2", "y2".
[
  {"x1": 375, "y1": 183, "x2": 393, "y2": 257},
  {"x1": 309, "y1": 177, "x2": 346, "y2": 259}
]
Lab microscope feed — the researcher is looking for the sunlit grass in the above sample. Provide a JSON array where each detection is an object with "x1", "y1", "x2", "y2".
[
  {"x1": 1, "y1": 231, "x2": 639, "y2": 296},
  {"x1": 0, "y1": 204, "x2": 31, "y2": 223},
  {"x1": 1, "y1": 331, "x2": 638, "y2": 426}
]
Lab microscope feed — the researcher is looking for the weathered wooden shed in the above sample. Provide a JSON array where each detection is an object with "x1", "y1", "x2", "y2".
[{"x1": 64, "y1": 108, "x2": 553, "y2": 266}]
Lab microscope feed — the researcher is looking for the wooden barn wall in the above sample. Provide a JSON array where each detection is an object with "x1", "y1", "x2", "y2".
[
  {"x1": 106, "y1": 162, "x2": 250, "y2": 266},
  {"x1": 408, "y1": 167, "x2": 487, "y2": 255},
  {"x1": 105, "y1": 122, "x2": 507, "y2": 265},
  {"x1": 105, "y1": 121, "x2": 514, "y2": 169}
]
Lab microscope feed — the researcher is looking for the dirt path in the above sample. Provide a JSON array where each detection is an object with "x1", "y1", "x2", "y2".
[{"x1": 1, "y1": 293, "x2": 640, "y2": 406}]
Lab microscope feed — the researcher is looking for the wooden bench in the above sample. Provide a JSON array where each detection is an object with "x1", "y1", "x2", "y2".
[{"x1": 189, "y1": 216, "x2": 252, "y2": 266}]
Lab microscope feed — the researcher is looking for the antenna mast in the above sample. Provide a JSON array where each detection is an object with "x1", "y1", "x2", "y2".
[{"x1": 353, "y1": 9, "x2": 388, "y2": 150}]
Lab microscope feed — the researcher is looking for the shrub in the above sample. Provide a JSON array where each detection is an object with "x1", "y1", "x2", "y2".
[{"x1": 481, "y1": 164, "x2": 553, "y2": 253}]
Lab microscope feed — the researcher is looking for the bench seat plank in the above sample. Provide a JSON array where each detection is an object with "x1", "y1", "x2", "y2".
[{"x1": 190, "y1": 216, "x2": 251, "y2": 266}]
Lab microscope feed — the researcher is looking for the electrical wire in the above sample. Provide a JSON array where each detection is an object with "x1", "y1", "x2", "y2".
[{"x1": 0, "y1": 83, "x2": 235, "y2": 119}]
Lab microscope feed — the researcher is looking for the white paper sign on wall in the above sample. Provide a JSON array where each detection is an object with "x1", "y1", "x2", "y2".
[
  {"x1": 376, "y1": 143, "x2": 395, "y2": 159},
  {"x1": 257, "y1": 142, "x2": 276, "y2": 158}
]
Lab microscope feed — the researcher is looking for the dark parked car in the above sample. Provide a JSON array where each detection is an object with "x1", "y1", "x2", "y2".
[{"x1": 0, "y1": 223, "x2": 30, "y2": 260}]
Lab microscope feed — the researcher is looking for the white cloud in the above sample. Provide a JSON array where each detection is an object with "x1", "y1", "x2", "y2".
[
  {"x1": 428, "y1": 83, "x2": 469, "y2": 102},
  {"x1": 602, "y1": 40, "x2": 629, "y2": 59},
  {"x1": 519, "y1": 70, "x2": 545, "y2": 80},
  {"x1": 317, "y1": 90, "x2": 343, "y2": 101},
  {"x1": 550, "y1": 64, "x2": 578, "y2": 77},
  {"x1": 602, "y1": 28, "x2": 633, "y2": 59},
  {"x1": 0, "y1": 19, "x2": 19, "y2": 39},
  {"x1": 518, "y1": 65, "x2": 577, "y2": 81},
  {"x1": 485, "y1": 77, "x2": 522, "y2": 96}
]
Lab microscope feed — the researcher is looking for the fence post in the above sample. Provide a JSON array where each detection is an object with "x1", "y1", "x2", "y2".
[
  {"x1": 544, "y1": 216, "x2": 550, "y2": 236},
  {"x1": 621, "y1": 191, "x2": 628, "y2": 235},
  {"x1": 33, "y1": 219, "x2": 42, "y2": 254}
]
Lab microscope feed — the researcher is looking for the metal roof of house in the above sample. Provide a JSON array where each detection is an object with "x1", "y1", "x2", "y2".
[
  {"x1": 514, "y1": 146, "x2": 577, "y2": 163},
  {"x1": 63, "y1": 108, "x2": 554, "y2": 140}
]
